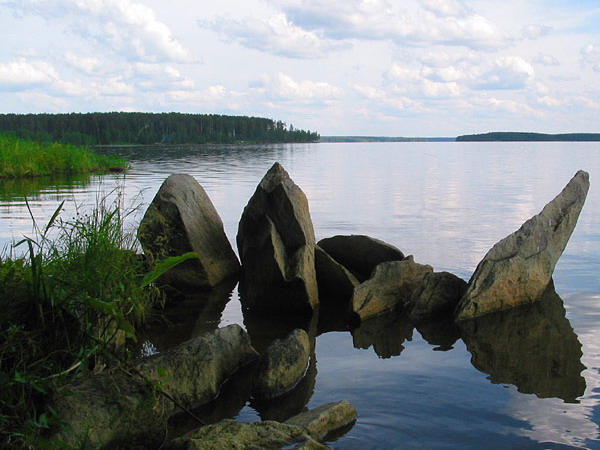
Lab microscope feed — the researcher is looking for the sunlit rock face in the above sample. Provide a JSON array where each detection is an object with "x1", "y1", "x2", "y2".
[
  {"x1": 456, "y1": 170, "x2": 589, "y2": 320},
  {"x1": 138, "y1": 173, "x2": 240, "y2": 289},
  {"x1": 237, "y1": 162, "x2": 318, "y2": 314},
  {"x1": 459, "y1": 283, "x2": 586, "y2": 403}
]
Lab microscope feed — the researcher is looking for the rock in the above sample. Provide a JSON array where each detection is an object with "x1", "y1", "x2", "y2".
[
  {"x1": 237, "y1": 162, "x2": 318, "y2": 314},
  {"x1": 252, "y1": 329, "x2": 311, "y2": 399},
  {"x1": 166, "y1": 419, "x2": 327, "y2": 450},
  {"x1": 138, "y1": 174, "x2": 240, "y2": 289},
  {"x1": 285, "y1": 400, "x2": 358, "y2": 441},
  {"x1": 455, "y1": 170, "x2": 590, "y2": 320},
  {"x1": 351, "y1": 256, "x2": 433, "y2": 321},
  {"x1": 408, "y1": 272, "x2": 467, "y2": 322},
  {"x1": 137, "y1": 324, "x2": 258, "y2": 409},
  {"x1": 51, "y1": 325, "x2": 258, "y2": 448},
  {"x1": 314, "y1": 245, "x2": 360, "y2": 305},
  {"x1": 317, "y1": 235, "x2": 405, "y2": 281},
  {"x1": 459, "y1": 283, "x2": 586, "y2": 403}
]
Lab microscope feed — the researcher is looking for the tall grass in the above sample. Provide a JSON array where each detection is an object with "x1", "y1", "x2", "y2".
[
  {"x1": 0, "y1": 133, "x2": 127, "y2": 178},
  {"x1": 0, "y1": 190, "x2": 196, "y2": 448}
]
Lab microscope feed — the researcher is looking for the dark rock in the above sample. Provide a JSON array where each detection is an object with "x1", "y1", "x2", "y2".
[
  {"x1": 314, "y1": 245, "x2": 360, "y2": 305},
  {"x1": 252, "y1": 328, "x2": 311, "y2": 400},
  {"x1": 459, "y1": 283, "x2": 586, "y2": 403},
  {"x1": 237, "y1": 163, "x2": 318, "y2": 314},
  {"x1": 408, "y1": 272, "x2": 467, "y2": 322},
  {"x1": 351, "y1": 309, "x2": 414, "y2": 358},
  {"x1": 138, "y1": 174, "x2": 240, "y2": 289},
  {"x1": 351, "y1": 256, "x2": 433, "y2": 321},
  {"x1": 456, "y1": 170, "x2": 590, "y2": 320},
  {"x1": 317, "y1": 234, "x2": 405, "y2": 281}
]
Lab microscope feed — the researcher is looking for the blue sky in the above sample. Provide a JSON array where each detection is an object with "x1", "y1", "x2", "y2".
[{"x1": 0, "y1": 0, "x2": 598, "y2": 136}]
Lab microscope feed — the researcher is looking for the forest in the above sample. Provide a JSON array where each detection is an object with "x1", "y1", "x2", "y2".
[
  {"x1": 456, "y1": 132, "x2": 600, "y2": 141},
  {"x1": 0, "y1": 112, "x2": 320, "y2": 145}
]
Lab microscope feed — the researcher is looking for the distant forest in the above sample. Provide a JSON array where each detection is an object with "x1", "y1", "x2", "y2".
[
  {"x1": 0, "y1": 112, "x2": 320, "y2": 145},
  {"x1": 456, "y1": 132, "x2": 600, "y2": 142}
]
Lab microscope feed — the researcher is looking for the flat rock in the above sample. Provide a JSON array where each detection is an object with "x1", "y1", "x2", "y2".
[
  {"x1": 237, "y1": 163, "x2": 318, "y2": 313},
  {"x1": 138, "y1": 173, "x2": 240, "y2": 288},
  {"x1": 318, "y1": 235, "x2": 405, "y2": 281},
  {"x1": 252, "y1": 328, "x2": 311, "y2": 399},
  {"x1": 456, "y1": 170, "x2": 590, "y2": 320},
  {"x1": 285, "y1": 400, "x2": 357, "y2": 441},
  {"x1": 166, "y1": 419, "x2": 327, "y2": 450},
  {"x1": 351, "y1": 256, "x2": 433, "y2": 321},
  {"x1": 408, "y1": 272, "x2": 467, "y2": 322}
]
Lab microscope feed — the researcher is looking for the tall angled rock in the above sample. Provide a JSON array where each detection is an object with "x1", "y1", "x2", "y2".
[
  {"x1": 456, "y1": 170, "x2": 590, "y2": 321},
  {"x1": 237, "y1": 162, "x2": 318, "y2": 313},
  {"x1": 138, "y1": 174, "x2": 240, "y2": 289}
]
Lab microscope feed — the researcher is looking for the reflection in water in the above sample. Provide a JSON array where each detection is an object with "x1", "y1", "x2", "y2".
[
  {"x1": 0, "y1": 174, "x2": 91, "y2": 202},
  {"x1": 139, "y1": 278, "x2": 237, "y2": 353},
  {"x1": 460, "y1": 283, "x2": 586, "y2": 403},
  {"x1": 415, "y1": 319, "x2": 461, "y2": 352},
  {"x1": 351, "y1": 310, "x2": 414, "y2": 359}
]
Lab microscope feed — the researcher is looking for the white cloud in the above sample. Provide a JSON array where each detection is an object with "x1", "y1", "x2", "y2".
[
  {"x1": 200, "y1": 13, "x2": 346, "y2": 59},
  {"x1": 63, "y1": 52, "x2": 103, "y2": 75},
  {"x1": 520, "y1": 24, "x2": 552, "y2": 40},
  {"x1": 5, "y1": 0, "x2": 193, "y2": 63},
  {"x1": 581, "y1": 43, "x2": 600, "y2": 72},
  {"x1": 0, "y1": 58, "x2": 58, "y2": 91},
  {"x1": 532, "y1": 54, "x2": 560, "y2": 67},
  {"x1": 471, "y1": 56, "x2": 535, "y2": 90},
  {"x1": 257, "y1": 73, "x2": 343, "y2": 103}
]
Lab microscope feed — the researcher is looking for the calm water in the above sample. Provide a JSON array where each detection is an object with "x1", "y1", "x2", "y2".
[{"x1": 1, "y1": 142, "x2": 599, "y2": 448}]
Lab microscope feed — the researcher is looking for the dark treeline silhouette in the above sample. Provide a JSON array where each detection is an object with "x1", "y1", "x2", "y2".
[
  {"x1": 456, "y1": 132, "x2": 600, "y2": 142},
  {"x1": 0, "y1": 112, "x2": 320, "y2": 145}
]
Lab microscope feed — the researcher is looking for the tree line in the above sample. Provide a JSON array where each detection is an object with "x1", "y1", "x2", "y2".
[
  {"x1": 456, "y1": 132, "x2": 600, "y2": 141},
  {"x1": 0, "y1": 112, "x2": 320, "y2": 145}
]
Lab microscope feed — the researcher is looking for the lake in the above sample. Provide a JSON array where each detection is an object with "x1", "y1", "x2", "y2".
[{"x1": 1, "y1": 142, "x2": 599, "y2": 448}]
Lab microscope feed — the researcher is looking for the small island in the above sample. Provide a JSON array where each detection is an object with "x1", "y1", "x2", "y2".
[{"x1": 456, "y1": 132, "x2": 600, "y2": 142}]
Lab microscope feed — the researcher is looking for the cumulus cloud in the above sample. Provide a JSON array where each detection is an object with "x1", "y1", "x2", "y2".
[
  {"x1": 200, "y1": 14, "x2": 346, "y2": 59},
  {"x1": 256, "y1": 73, "x2": 343, "y2": 103},
  {"x1": 0, "y1": 58, "x2": 58, "y2": 91},
  {"x1": 471, "y1": 56, "x2": 535, "y2": 90},
  {"x1": 63, "y1": 52, "x2": 103, "y2": 75},
  {"x1": 5, "y1": 0, "x2": 193, "y2": 63},
  {"x1": 520, "y1": 24, "x2": 552, "y2": 40},
  {"x1": 581, "y1": 43, "x2": 600, "y2": 71}
]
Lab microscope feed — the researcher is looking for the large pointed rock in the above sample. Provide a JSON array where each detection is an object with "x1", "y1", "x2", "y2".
[
  {"x1": 237, "y1": 163, "x2": 318, "y2": 313},
  {"x1": 456, "y1": 170, "x2": 589, "y2": 321},
  {"x1": 138, "y1": 174, "x2": 240, "y2": 289}
]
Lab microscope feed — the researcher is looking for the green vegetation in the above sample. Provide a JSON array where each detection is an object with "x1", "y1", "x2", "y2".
[
  {"x1": 456, "y1": 132, "x2": 600, "y2": 142},
  {"x1": 0, "y1": 133, "x2": 127, "y2": 178},
  {"x1": 0, "y1": 192, "x2": 194, "y2": 448},
  {"x1": 0, "y1": 112, "x2": 320, "y2": 145}
]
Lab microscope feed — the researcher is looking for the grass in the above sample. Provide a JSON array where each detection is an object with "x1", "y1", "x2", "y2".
[
  {"x1": 0, "y1": 190, "x2": 196, "y2": 448},
  {"x1": 0, "y1": 133, "x2": 127, "y2": 178}
]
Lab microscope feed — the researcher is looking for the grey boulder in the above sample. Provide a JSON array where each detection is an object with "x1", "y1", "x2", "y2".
[
  {"x1": 237, "y1": 162, "x2": 319, "y2": 313},
  {"x1": 138, "y1": 173, "x2": 240, "y2": 288},
  {"x1": 408, "y1": 272, "x2": 467, "y2": 322},
  {"x1": 456, "y1": 170, "x2": 590, "y2": 321}
]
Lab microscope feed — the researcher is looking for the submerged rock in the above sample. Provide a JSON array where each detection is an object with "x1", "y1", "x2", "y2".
[
  {"x1": 408, "y1": 272, "x2": 467, "y2": 322},
  {"x1": 252, "y1": 328, "x2": 311, "y2": 400},
  {"x1": 51, "y1": 325, "x2": 258, "y2": 448},
  {"x1": 284, "y1": 400, "x2": 358, "y2": 441},
  {"x1": 237, "y1": 162, "x2": 318, "y2": 314},
  {"x1": 351, "y1": 256, "x2": 433, "y2": 321},
  {"x1": 455, "y1": 170, "x2": 589, "y2": 320},
  {"x1": 138, "y1": 174, "x2": 240, "y2": 289},
  {"x1": 318, "y1": 234, "x2": 405, "y2": 281}
]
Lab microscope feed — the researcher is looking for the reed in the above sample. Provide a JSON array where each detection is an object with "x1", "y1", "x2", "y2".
[
  {"x1": 0, "y1": 133, "x2": 127, "y2": 178},
  {"x1": 0, "y1": 190, "x2": 196, "y2": 448}
]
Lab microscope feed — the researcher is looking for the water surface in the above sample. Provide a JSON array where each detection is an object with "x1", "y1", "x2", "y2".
[{"x1": 1, "y1": 142, "x2": 599, "y2": 448}]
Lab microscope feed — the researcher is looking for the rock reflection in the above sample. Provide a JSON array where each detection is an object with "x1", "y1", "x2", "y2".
[
  {"x1": 140, "y1": 278, "x2": 237, "y2": 353},
  {"x1": 459, "y1": 283, "x2": 586, "y2": 403},
  {"x1": 415, "y1": 318, "x2": 461, "y2": 351},
  {"x1": 351, "y1": 310, "x2": 414, "y2": 358}
]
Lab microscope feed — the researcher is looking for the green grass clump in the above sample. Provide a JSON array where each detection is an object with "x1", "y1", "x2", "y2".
[
  {"x1": 0, "y1": 192, "x2": 196, "y2": 448},
  {"x1": 0, "y1": 133, "x2": 127, "y2": 178}
]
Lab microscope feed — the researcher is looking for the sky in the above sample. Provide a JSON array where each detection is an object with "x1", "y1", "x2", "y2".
[{"x1": 0, "y1": 0, "x2": 599, "y2": 137}]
